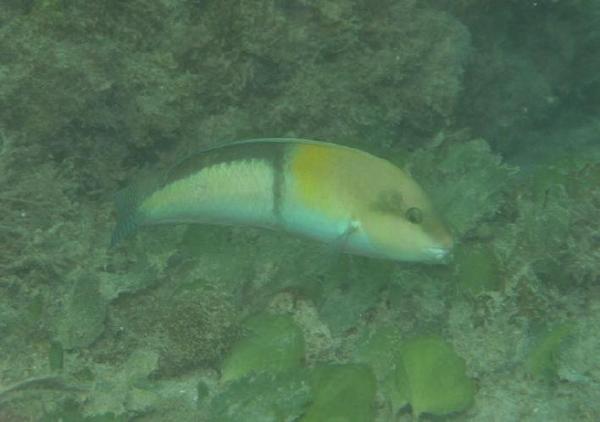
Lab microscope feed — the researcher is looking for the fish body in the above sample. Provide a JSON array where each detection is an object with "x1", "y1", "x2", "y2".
[{"x1": 112, "y1": 139, "x2": 452, "y2": 263}]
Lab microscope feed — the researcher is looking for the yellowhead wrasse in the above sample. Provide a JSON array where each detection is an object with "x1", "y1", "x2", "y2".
[{"x1": 112, "y1": 139, "x2": 453, "y2": 263}]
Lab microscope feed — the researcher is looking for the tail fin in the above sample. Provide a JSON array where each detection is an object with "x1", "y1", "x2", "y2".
[
  {"x1": 111, "y1": 173, "x2": 161, "y2": 247},
  {"x1": 110, "y1": 185, "x2": 145, "y2": 247}
]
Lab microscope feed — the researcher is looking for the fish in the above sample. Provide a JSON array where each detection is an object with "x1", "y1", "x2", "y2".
[{"x1": 111, "y1": 138, "x2": 453, "y2": 263}]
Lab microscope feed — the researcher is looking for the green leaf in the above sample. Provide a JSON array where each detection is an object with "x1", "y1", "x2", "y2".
[
  {"x1": 393, "y1": 335, "x2": 475, "y2": 417},
  {"x1": 221, "y1": 314, "x2": 305, "y2": 382},
  {"x1": 300, "y1": 364, "x2": 377, "y2": 422}
]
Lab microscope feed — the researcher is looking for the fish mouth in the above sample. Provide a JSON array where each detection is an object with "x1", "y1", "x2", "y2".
[{"x1": 425, "y1": 246, "x2": 453, "y2": 263}]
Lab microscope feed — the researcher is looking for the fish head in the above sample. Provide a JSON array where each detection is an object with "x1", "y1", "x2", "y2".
[{"x1": 361, "y1": 185, "x2": 453, "y2": 263}]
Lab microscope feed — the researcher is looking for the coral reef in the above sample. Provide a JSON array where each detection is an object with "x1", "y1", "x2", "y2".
[{"x1": 1, "y1": 0, "x2": 599, "y2": 421}]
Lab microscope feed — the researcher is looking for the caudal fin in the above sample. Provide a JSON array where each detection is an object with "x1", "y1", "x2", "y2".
[{"x1": 110, "y1": 185, "x2": 144, "y2": 247}]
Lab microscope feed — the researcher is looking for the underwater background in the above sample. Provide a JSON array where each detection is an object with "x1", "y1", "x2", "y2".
[{"x1": 1, "y1": 0, "x2": 599, "y2": 420}]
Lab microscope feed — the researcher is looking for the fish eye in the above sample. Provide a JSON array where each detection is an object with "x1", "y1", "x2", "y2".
[{"x1": 405, "y1": 207, "x2": 423, "y2": 224}]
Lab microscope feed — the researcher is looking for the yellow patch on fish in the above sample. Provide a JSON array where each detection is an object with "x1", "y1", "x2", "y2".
[{"x1": 289, "y1": 142, "x2": 352, "y2": 218}]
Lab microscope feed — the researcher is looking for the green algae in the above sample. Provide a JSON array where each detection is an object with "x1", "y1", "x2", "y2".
[
  {"x1": 453, "y1": 243, "x2": 502, "y2": 295},
  {"x1": 42, "y1": 398, "x2": 125, "y2": 422},
  {"x1": 45, "y1": 407, "x2": 125, "y2": 422},
  {"x1": 354, "y1": 330, "x2": 475, "y2": 418},
  {"x1": 352, "y1": 326, "x2": 410, "y2": 412},
  {"x1": 48, "y1": 341, "x2": 64, "y2": 371},
  {"x1": 319, "y1": 259, "x2": 392, "y2": 335},
  {"x1": 181, "y1": 225, "x2": 221, "y2": 256},
  {"x1": 208, "y1": 370, "x2": 311, "y2": 422},
  {"x1": 221, "y1": 313, "x2": 305, "y2": 382},
  {"x1": 409, "y1": 139, "x2": 517, "y2": 237},
  {"x1": 393, "y1": 335, "x2": 475, "y2": 417},
  {"x1": 526, "y1": 322, "x2": 575, "y2": 380},
  {"x1": 55, "y1": 273, "x2": 106, "y2": 350},
  {"x1": 300, "y1": 364, "x2": 377, "y2": 422},
  {"x1": 530, "y1": 163, "x2": 572, "y2": 204},
  {"x1": 353, "y1": 326, "x2": 401, "y2": 378}
]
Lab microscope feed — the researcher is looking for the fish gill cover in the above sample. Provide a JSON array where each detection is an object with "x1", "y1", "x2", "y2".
[{"x1": 0, "y1": 0, "x2": 599, "y2": 421}]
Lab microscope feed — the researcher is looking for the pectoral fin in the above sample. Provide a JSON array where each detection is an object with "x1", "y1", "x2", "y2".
[{"x1": 330, "y1": 220, "x2": 361, "y2": 254}]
